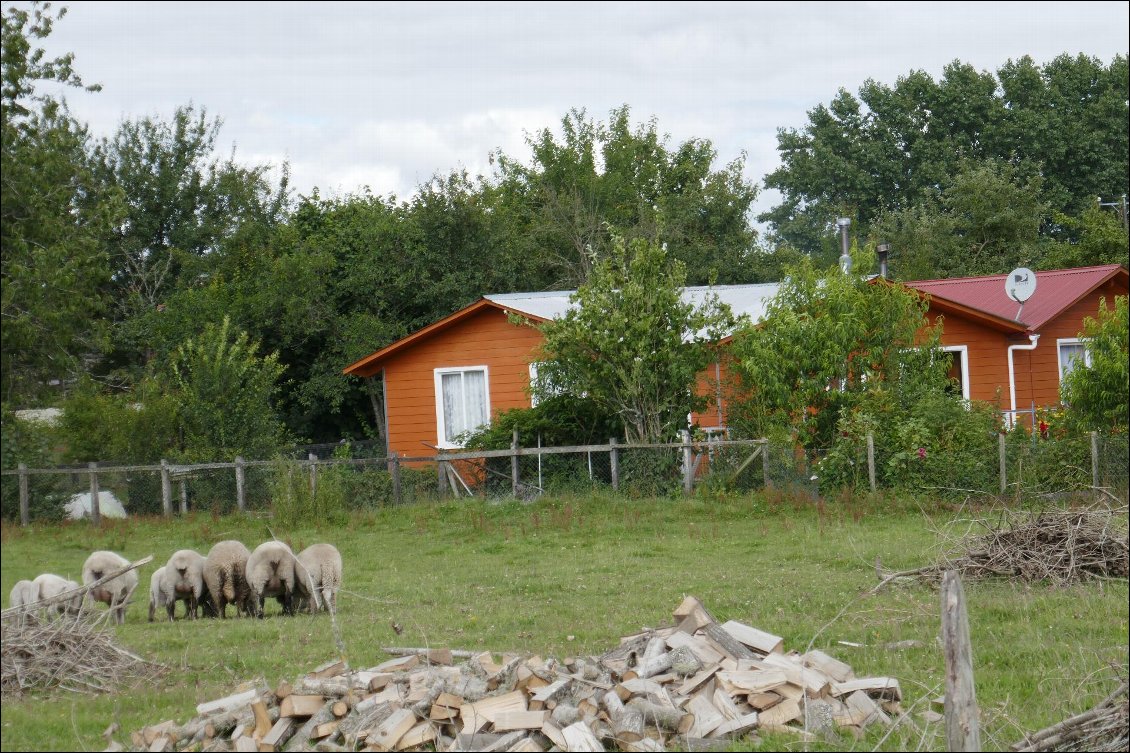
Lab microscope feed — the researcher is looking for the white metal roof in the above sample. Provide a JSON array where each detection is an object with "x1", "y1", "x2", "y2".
[{"x1": 485, "y1": 283, "x2": 780, "y2": 330}]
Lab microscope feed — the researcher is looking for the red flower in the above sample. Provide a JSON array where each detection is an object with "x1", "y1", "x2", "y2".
[{"x1": 917, "y1": 447, "x2": 927, "y2": 459}]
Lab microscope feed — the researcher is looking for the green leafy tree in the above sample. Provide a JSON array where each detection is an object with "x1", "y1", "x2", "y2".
[
  {"x1": 1, "y1": 2, "x2": 121, "y2": 403},
  {"x1": 164, "y1": 316, "x2": 289, "y2": 460},
  {"x1": 763, "y1": 55, "x2": 1128, "y2": 265},
  {"x1": 1043, "y1": 205, "x2": 1130, "y2": 270},
  {"x1": 491, "y1": 106, "x2": 761, "y2": 287},
  {"x1": 1061, "y1": 296, "x2": 1129, "y2": 432},
  {"x1": 534, "y1": 234, "x2": 736, "y2": 443},
  {"x1": 728, "y1": 247, "x2": 949, "y2": 447}
]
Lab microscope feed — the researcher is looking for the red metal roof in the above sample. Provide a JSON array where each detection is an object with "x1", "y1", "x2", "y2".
[{"x1": 904, "y1": 265, "x2": 1127, "y2": 331}]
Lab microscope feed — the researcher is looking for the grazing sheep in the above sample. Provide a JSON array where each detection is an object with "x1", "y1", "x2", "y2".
[
  {"x1": 9, "y1": 579, "x2": 38, "y2": 609},
  {"x1": 161, "y1": 549, "x2": 207, "y2": 620},
  {"x1": 82, "y1": 550, "x2": 138, "y2": 625},
  {"x1": 203, "y1": 540, "x2": 254, "y2": 619},
  {"x1": 148, "y1": 567, "x2": 168, "y2": 622},
  {"x1": 32, "y1": 573, "x2": 82, "y2": 616},
  {"x1": 293, "y1": 543, "x2": 343, "y2": 614},
  {"x1": 245, "y1": 541, "x2": 296, "y2": 618}
]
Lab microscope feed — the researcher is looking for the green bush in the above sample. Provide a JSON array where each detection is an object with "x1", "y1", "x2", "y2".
[
  {"x1": 0, "y1": 410, "x2": 66, "y2": 522},
  {"x1": 268, "y1": 457, "x2": 349, "y2": 529}
]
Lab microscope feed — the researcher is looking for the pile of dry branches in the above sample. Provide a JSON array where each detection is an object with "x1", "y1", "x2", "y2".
[
  {"x1": 0, "y1": 610, "x2": 165, "y2": 698},
  {"x1": 1012, "y1": 676, "x2": 1129, "y2": 752},
  {"x1": 875, "y1": 504, "x2": 1129, "y2": 591}
]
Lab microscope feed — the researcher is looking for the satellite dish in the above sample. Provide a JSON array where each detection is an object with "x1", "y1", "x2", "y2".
[{"x1": 1006, "y1": 268, "x2": 1037, "y2": 303}]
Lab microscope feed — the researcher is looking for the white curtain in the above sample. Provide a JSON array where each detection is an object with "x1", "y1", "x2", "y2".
[
  {"x1": 1059, "y1": 343, "x2": 1088, "y2": 380},
  {"x1": 442, "y1": 370, "x2": 488, "y2": 443}
]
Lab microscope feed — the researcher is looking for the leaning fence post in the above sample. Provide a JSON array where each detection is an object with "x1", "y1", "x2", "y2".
[
  {"x1": 511, "y1": 429, "x2": 520, "y2": 498},
  {"x1": 18, "y1": 463, "x2": 29, "y2": 526},
  {"x1": 609, "y1": 438, "x2": 620, "y2": 492},
  {"x1": 389, "y1": 452, "x2": 402, "y2": 506},
  {"x1": 89, "y1": 462, "x2": 101, "y2": 526},
  {"x1": 161, "y1": 460, "x2": 172, "y2": 517},
  {"x1": 681, "y1": 430, "x2": 693, "y2": 495},
  {"x1": 1091, "y1": 431, "x2": 1100, "y2": 491},
  {"x1": 998, "y1": 433, "x2": 1007, "y2": 496},
  {"x1": 866, "y1": 434, "x2": 877, "y2": 492},
  {"x1": 235, "y1": 456, "x2": 246, "y2": 512},
  {"x1": 942, "y1": 570, "x2": 980, "y2": 752}
]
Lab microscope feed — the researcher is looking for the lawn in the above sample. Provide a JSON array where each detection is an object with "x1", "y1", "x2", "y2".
[{"x1": 1, "y1": 489, "x2": 1126, "y2": 751}]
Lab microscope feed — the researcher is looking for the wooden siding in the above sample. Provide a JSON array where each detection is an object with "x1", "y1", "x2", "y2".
[{"x1": 382, "y1": 307, "x2": 546, "y2": 459}]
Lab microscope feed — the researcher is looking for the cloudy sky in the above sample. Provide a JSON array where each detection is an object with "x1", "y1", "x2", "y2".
[{"x1": 33, "y1": 1, "x2": 1130, "y2": 223}]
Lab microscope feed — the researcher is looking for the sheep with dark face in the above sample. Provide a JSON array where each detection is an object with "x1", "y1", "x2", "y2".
[
  {"x1": 161, "y1": 549, "x2": 206, "y2": 620},
  {"x1": 245, "y1": 541, "x2": 296, "y2": 618},
  {"x1": 9, "y1": 579, "x2": 37, "y2": 609},
  {"x1": 203, "y1": 540, "x2": 254, "y2": 618},
  {"x1": 32, "y1": 573, "x2": 82, "y2": 616},
  {"x1": 293, "y1": 543, "x2": 343, "y2": 614},
  {"x1": 82, "y1": 550, "x2": 138, "y2": 625}
]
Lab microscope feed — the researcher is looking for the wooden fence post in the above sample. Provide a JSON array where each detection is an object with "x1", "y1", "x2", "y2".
[
  {"x1": 1091, "y1": 432, "x2": 1100, "y2": 491},
  {"x1": 998, "y1": 434, "x2": 1007, "y2": 496},
  {"x1": 762, "y1": 440, "x2": 772, "y2": 489},
  {"x1": 609, "y1": 438, "x2": 619, "y2": 492},
  {"x1": 18, "y1": 463, "x2": 29, "y2": 526},
  {"x1": 308, "y1": 453, "x2": 318, "y2": 500},
  {"x1": 235, "y1": 456, "x2": 246, "y2": 512},
  {"x1": 389, "y1": 452, "x2": 402, "y2": 506},
  {"x1": 89, "y1": 462, "x2": 101, "y2": 526},
  {"x1": 942, "y1": 570, "x2": 980, "y2": 752},
  {"x1": 161, "y1": 460, "x2": 172, "y2": 517},
  {"x1": 179, "y1": 480, "x2": 188, "y2": 515},
  {"x1": 866, "y1": 434, "x2": 877, "y2": 492},
  {"x1": 436, "y1": 450, "x2": 447, "y2": 497},
  {"x1": 681, "y1": 430, "x2": 693, "y2": 495},
  {"x1": 511, "y1": 430, "x2": 520, "y2": 498}
]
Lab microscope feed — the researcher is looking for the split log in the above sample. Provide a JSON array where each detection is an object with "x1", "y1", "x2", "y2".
[
  {"x1": 280, "y1": 694, "x2": 325, "y2": 718},
  {"x1": 718, "y1": 620, "x2": 783, "y2": 655},
  {"x1": 626, "y1": 698, "x2": 693, "y2": 734},
  {"x1": 252, "y1": 701, "x2": 274, "y2": 739},
  {"x1": 759, "y1": 696, "x2": 801, "y2": 727},
  {"x1": 561, "y1": 721, "x2": 604, "y2": 752},
  {"x1": 494, "y1": 710, "x2": 549, "y2": 731},
  {"x1": 308, "y1": 660, "x2": 348, "y2": 679},
  {"x1": 801, "y1": 650, "x2": 854, "y2": 683},
  {"x1": 258, "y1": 717, "x2": 295, "y2": 752},
  {"x1": 708, "y1": 711, "x2": 759, "y2": 739},
  {"x1": 672, "y1": 595, "x2": 716, "y2": 631},
  {"x1": 197, "y1": 688, "x2": 261, "y2": 717},
  {"x1": 832, "y1": 677, "x2": 903, "y2": 701},
  {"x1": 685, "y1": 694, "x2": 726, "y2": 737},
  {"x1": 393, "y1": 721, "x2": 437, "y2": 750},
  {"x1": 364, "y1": 707, "x2": 416, "y2": 751},
  {"x1": 282, "y1": 700, "x2": 337, "y2": 751},
  {"x1": 701, "y1": 623, "x2": 757, "y2": 661}
]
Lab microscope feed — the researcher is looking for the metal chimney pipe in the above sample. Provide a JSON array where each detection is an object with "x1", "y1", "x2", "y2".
[
  {"x1": 836, "y1": 218, "x2": 852, "y2": 273},
  {"x1": 877, "y1": 243, "x2": 890, "y2": 279}
]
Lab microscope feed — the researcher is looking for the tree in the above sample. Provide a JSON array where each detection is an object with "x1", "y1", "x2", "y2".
[
  {"x1": 490, "y1": 106, "x2": 762, "y2": 287},
  {"x1": 1061, "y1": 296, "x2": 1129, "y2": 432},
  {"x1": 763, "y1": 55, "x2": 1129, "y2": 266},
  {"x1": 870, "y1": 159, "x2": 1049, "y2": 280},
  {"x1": 533, "y1": 234, "x2": 736, "y2": 443},
  {"x1": 164, "y1": 316, "x2": 289, "y2": 461},
  {"x1": 728, "y1": 247, "x2": 949, "y2": 447},
  {"x1": 1, "y1": 2, "x2": 120, "y2": 403}
]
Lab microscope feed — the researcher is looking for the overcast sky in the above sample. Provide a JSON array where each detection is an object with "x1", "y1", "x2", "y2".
[{"x1": 31, "y1": 1, "x2": 1130, "y2": 224}]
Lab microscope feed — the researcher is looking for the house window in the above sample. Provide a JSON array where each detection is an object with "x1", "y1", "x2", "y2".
[
  {"x1": 941, "y1": 345, "x2": 970, "y2": 401},
  {"x1": 434, "y1": 366, "x2": 490, "y2": 447},
  {"x1": 1057, "y1": 339, "x2": 1091, "y2": 382},
  {"x1": 528, "y1": 361, "x2": 571, "y2": 406}
]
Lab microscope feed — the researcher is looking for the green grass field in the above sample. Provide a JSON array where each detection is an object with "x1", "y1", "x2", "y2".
[{"x1": 1, "y1": 490, "x2": 1126, "y2": 751}]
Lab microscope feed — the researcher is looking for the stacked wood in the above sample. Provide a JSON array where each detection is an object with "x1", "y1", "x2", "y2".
[{"x1": 121, "y1": 596, "x2": 904, "y2": 751}]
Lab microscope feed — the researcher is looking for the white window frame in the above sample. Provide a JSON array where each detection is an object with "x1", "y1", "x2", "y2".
[
  {"x1": 434, "y1": 366, "x2": 491, "y2": 449},
  {"x1": 941, "y1": 345, "x2": 971, "y2": 401},
  {"x1": 1057, "y1": 338, "x2": 1092, "y2": 384}
]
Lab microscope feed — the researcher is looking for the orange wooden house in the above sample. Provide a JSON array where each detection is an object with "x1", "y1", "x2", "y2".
[
  {"x1": 344, "y1": 265, "x2": 1127, "y2": 457},
  {"x1": 904, "y1": 264, "x2": 1127, "y2": 427},
  {"x1": 342, "y1": 286, "x2": 779, "y2": 459}
]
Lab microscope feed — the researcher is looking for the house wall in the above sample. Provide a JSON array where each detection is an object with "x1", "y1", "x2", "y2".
[
  {"x1": 382, "y1": 307, "x2": 545, "y2": 459},
  {"x1": 930, "y1": 280, "x2": 1127, "y2": 422}
]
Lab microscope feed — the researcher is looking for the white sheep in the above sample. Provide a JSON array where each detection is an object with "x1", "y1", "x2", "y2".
[
  {"x1": 161, "y1": 549, "x2": 207, "y2": 620},
  {"x1": 9, "y1": 579, "x2": 38, "y2": 610},
  {"x1": 148, "y1": 566, "x2": 168, "y2": 622},
  {"x1": 203, "y1": 540, "x2": 254, "y2": 618},
  {"x1": 293, "y1": 543, "x2": 343, "y2": 614},
  {"x1": 82, "y1": 550, "x2": 138, "y2": 625},
  {"x1": 32, "y1": 573, "x2": 82, "y2": 616},
  {"x1": 245, "y1": 541, "x2": 297, "y2": 618}
]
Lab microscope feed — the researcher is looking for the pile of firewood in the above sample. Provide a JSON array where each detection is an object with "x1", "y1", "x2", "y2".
[{"x1": 120, "y1": 596, "x2": 904, "y2": 752}]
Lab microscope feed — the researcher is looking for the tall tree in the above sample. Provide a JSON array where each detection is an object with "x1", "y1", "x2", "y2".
[
  {"x1": 763, "y1": 55, "x2": 1129, "y2": 268},
  {"x1": 491, "y1": 106, "x2": 762, "y2": 287},
  {"x1": 1, "y1": 2, "x2": 120, "y2": 403}
]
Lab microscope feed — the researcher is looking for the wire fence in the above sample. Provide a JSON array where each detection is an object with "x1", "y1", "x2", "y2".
[{"x1": 2, "y1": 432, "x2": 1126, "y2": 525}]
